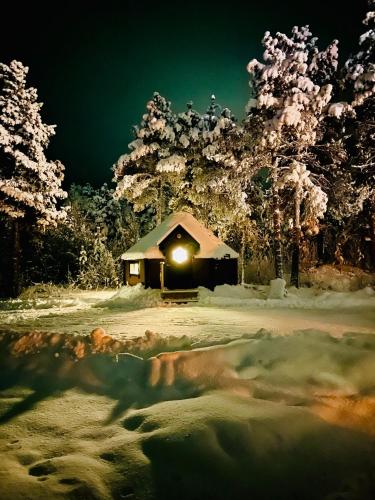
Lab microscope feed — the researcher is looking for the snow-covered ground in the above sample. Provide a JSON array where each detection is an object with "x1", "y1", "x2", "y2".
[
  {"x1": 1, "y1": 281, "x2": 375, "y2": 499},
  {"x1": 1, "y1": 283, "x2": 375, "y2": 342},
  {"x1": 1, "y1": 327, "x2": 375, "y2": 499}
]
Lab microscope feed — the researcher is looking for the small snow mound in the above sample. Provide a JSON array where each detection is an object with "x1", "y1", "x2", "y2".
[
  {"x1": 201, "y1": 284, "x2": 260, "y2": 299},
  {"x1": 268, "y1": 278, "x2": 286, "y2": 299},
  {"x1": 95, "y1": 284, "x2": 162, "y2": 309},
  {"x1": 198, "y1": 284, "x2": 264, "y2": 306}
]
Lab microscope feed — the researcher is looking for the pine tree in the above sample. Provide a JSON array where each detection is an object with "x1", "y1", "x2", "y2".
[
  {"x1": 180, "y1": 96, "x2": 241, "y2": 230},
  {"x1": 322, "y1": 1, "x2": 375, "y2": 269},
  {"x1": 0, "y1": 60, "x2": 66, "y2": 296},
  {"x1": 114, "y1": 91, "x2": 185, "y2": 225},
  {"x1": 343, "y1": 0, "x2": 375, "y2": 268},
  {"x1": 246, "y1": 27, "x2": 338, "y2": 285},
  {"x1": 345, "y1": 1, "x2": 375, "y2": 107}
]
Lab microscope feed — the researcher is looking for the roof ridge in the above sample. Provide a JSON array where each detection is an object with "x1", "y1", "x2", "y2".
[{"x1": 121, "y1": 211, "x2": 239, "y2": 260}]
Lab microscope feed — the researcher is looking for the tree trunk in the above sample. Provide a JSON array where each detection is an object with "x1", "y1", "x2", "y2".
[
  {"x1": 157, "y1": 178, "x2": 164, "y2": 225},
  {"x1": 317, "y1": 228, "x2": 325, "y2": 264},
  {"x1": 290, "y1": 190, "x2": 301, "y2": 288},
  {"x1": 11, "y1": 218, "x2": 21, "y2": 298},
  {"x1": 369, "y1": 209, "x2": 375, "y2": 271},
  {"x1": 0, "y1": 220, "x2": 9, "y2": 298},
  {"x1": 272, "y1": 159, "x2": 283, "y2": 279},
  {"x1": 240, "y1": 230, "x2": 246, "y2": 285}
]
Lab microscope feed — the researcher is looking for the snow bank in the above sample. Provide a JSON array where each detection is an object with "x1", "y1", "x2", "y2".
[
  {"x1": 0, "y1": 289, "x2": 114, "y2": 324},
  {"x1": 301, "y1": 264, "x2": 375, "y2": 292},
  {"x1": 0, "y1": 296, "x2": 83, "y2": 312},
  {"x1": 124, "y1": 391, "x2": 375, "y2": 500},
  {"x1": 94, "y1": 284, "x2": 163, "y2": 310},
  {"x1": 1, "y1": 328, "x2": 375, "y2": 499},
  {"x1": 0, "y1": 296, "x2": 92, "y2": 326},
  {"x1": 0, "y1": 327, "x2": 192, "y2": 362},
  {"x1": 199, "y1": 283, "x2": 375, "y2": 309},
  {"x1": 200, "y1": 283, "x2": 262, "y2": 300},
  {"x1": 5, "y1": 326, "x2": 375, "y2": 402},
  {"x1": 148, "y1": 329, "x2": 375, "y2": 399}
]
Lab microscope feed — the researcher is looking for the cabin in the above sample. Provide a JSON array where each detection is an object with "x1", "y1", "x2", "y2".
[{"x1": 121, "y1": 211, "x2": 238, "y2": 291}]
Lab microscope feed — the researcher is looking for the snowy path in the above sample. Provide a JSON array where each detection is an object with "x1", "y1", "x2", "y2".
[
  {"x1": 2, "y1": 301, "x2": 375, "y2": 343},
  {"x1": 102, "y1": 305, "x2": 375, "y2": 340}
]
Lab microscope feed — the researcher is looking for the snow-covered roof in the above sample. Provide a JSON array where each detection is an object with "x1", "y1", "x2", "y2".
[{"x1": 121, "y1": 212, "x2": 239, "y2": 260}]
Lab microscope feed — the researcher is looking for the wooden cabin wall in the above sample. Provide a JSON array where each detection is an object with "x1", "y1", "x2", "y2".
[
  {"x1": 124, "y1": 258, "x2": 238, "y2": 289},
  {"x1": 193, "y1": 258, "x2": 238, "y2": 290},
  {"x1": 215, "y1": 259, "x2": 238, "y2": 287}
]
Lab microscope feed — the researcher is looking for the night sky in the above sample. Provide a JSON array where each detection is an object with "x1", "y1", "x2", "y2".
[{"x1": 0, "y1": 0, "x2": 367, "y2": 187}]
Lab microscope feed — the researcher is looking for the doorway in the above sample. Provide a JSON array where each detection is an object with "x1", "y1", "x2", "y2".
[{"x1": 164, "y1": 255, "x2": 194, "y2": 289}]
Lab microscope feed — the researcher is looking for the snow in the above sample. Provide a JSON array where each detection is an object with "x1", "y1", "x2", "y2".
[
  {"x1": 328, "y1": 102, "x2": 350, "y2": 118},
  {"x1": 278, "y1": 160, "x2": 328, "y2": 227},
  {"x1": 94, "y1": 284, "x2": 162, "y2": 309},
  {"x1": 199, "y1": 283, "x2": 375, "y2": 311},
  {"x1": 121, "y1": 211, "x2": 239, "y2": 260},
  {"x1": 247, "y1": 26, "x2": 338, "y2": 150},
  {"x1": 0, "y1": 289, "x2": 115, "y2": 325},
  {"x1": 0, "y1": 275, "x2": 375, "y2": 498},
  {"x1": 1, "y1": 280, "x2": 375, "y2": 341},
  {"x1": 267, "y1": 278, "x2": 286, "y2": 299},
  {"x1": 1, "y1": 326, "x2": 375, "y2": 499},
  {"x1": 344, "y1": 3, "x2": 374, "y2": 106},
  {"x1": 156, "y1": 154, "x2": 186, "y2": 173}
]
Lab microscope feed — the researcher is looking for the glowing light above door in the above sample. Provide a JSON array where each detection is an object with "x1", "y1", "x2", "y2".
[{"x1": 171, "y1": 246, "x2": 188, "y2": 264}]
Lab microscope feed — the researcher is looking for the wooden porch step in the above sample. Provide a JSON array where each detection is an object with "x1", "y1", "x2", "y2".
[{"x1": 161, "y1": 289, "x2": 199, "y2": 303}]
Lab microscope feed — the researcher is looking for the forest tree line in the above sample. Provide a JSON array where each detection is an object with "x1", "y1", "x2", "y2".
[{"x1": 0, "y1": 2, "x2": 374, "y2": 297}]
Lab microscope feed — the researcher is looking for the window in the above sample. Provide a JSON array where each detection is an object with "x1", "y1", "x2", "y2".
[{"x1": 129, "y1": 262, "x2": 140, "y2": 276}]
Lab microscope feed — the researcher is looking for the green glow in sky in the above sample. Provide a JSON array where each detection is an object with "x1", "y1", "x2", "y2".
[{"x1": 0, "y1": 0, "x2": 366, "y2": 186}]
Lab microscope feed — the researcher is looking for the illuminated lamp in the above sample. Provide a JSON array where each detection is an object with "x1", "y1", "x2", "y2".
[{"x1": 171, "y1": 246, "x2": 189, "y2": 264}]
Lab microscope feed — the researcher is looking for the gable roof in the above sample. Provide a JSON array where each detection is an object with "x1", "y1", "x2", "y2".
[{"x1": 121, "y1": 211, "x2": 239, "y2": 260}]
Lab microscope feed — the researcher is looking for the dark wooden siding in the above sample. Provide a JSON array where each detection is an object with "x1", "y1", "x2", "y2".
[
  {"x1": 193, "y1": 258, "x2": 238, "y2": 290},
  {"x1": 125, "y1": 258, "x2": 238, "y2": 289}
]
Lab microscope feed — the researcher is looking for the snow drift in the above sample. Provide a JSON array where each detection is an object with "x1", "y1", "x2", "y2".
[
  {"x1": 301, "y1": 264, "x2": 375, "y2": 292},
  {"x1": 1, "y1": 326, "x2": 375, "y2": 499},
  {"x1": 94, "y1": 283, "x2": 163, "y2": 310},
  {"x1": 199, "y1": 282, "x2": 375, "y2": 309}
]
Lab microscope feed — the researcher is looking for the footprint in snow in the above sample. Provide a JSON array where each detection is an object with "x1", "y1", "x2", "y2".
[
  {"x1": 29, "y1": 460, "x2": 57, "y2": 477},
  {"x1": 6, "y1": 439, "x2": 21, "y2": 450}
]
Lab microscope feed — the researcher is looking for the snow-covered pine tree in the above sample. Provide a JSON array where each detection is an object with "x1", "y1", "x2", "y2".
[
  {"x1": 323, "y1": 0, "x2": 375, "y2": 268},
  {"x1": 181, "y1": 97, "x2": 245, "y2": 232},
  {"x1": 345, "y1": 0, "x2": 375, "y2": 107},
  {"x1": 166, "y1": 100, "x2": 203, "y2": 212},
  {"x1": 0, "y1": 60, "x2": 66, "y2": 296},
  {"x1": 114, "y1": 92, "x2": 185, "y2": 225},
  {"x1": 246, "y1": 27, "x2": 338, "y2": 286},
  {"x1": 343, "y1": 0, "x2": 375, "y2": 268},
  {"x1": 181, "y1": 96, "x2": 258, "y2": 279},
  {"x1": 69, "y1": 183, "x2": 139, "y2": 251},
  {"x1": 278, "y1": 160, "x2": 328, "y2": 266}
]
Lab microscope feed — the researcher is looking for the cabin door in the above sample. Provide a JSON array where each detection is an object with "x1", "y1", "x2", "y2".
[{"x1": 164, "y1": 257, "x2": 194, "y2": 290}]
